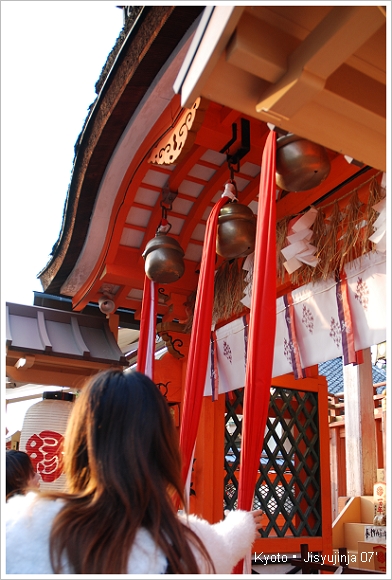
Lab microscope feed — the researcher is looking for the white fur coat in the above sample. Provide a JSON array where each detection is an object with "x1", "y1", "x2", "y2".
[{"x1": 6, "y1": 492, "x2": 256, "y2": 574}]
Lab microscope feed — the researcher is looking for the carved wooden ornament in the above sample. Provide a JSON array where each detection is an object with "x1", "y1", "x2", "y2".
[{"x1": 148, "y1": 97, "x2": 207, "y2": 165}]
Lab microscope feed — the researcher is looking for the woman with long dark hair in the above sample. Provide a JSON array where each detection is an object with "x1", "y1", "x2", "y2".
[
  {"x1": 6, "y1": 449, "x2": 40, "y2": 500},
  {"x1": 6, "y1": 370, "x2": 262, "y2": 574}
]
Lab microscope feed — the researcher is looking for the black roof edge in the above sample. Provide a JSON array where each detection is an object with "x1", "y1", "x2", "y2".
[{"x1": 33, "y1": 292, "x2": 142, "y2": 329}]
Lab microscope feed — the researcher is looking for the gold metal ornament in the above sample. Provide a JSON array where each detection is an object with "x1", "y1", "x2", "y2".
[
  {"x1": 276, "y1": 133, "x2": 331, "y2": 192},
  {"x1": 142, "y1": 233, "x2": 185, "y2": 284},
  {"x1": 216, "y1": 201, "x2": 256, "y2": 260}
]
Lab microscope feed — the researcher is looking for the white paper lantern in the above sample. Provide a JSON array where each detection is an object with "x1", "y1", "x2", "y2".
[{"x1": 19, "y1": 392, "x2": 75, "y2": 492}]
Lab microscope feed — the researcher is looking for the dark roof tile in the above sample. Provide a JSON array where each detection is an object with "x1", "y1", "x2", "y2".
[
  {"x1": 6, "y1": 302, "x2": 128, "y2": 366},
  {"x1": 318, "y1": 357, "x2": 386, "y2": 395}
]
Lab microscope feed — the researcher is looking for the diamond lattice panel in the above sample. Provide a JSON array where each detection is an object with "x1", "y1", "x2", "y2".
[{"x1": 224, "y1": 386, "x2": 322, "y2": 539}]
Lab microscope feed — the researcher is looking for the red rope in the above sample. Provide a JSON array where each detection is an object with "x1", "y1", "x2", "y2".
[
  {"x1": 137, "y1": 276, "x2": 157, "y2": 379},
  {"x1": 179, "y1": 194, "x2": 230, "y2": 488},
  {"x1": 234, "y1": 131, "x2": 277, "y2": 573}
]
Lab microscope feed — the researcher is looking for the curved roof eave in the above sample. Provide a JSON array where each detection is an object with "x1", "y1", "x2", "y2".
[{"x1": 38, "y1": 5, "x2": 204, "y2": 295}]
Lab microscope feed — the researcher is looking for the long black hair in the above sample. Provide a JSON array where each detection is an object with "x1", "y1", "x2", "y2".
[
  {"x1": 6, "y1": 449, "x2": 36, "y2": 500},
  {"x1": 45, "y1": 370, "x2": 214, "y2": 573}
]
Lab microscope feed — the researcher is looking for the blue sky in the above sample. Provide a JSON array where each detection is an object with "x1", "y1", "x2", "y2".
[
  {"x1": 2, "y1": 1, "x2": 124, "y2": 434},
  {"x1": 1, "y1": 1, "x2": 124, "y2": 306}
]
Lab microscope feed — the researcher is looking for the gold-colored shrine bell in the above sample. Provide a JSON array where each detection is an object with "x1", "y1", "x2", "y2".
[
  {"x1": 143, "y1": 231, "x2": 185, "y2": 284},
  {"x1": 276, "y1": 133, "x2": 331, "y2": 192},
  {"x1": 216, "y1": 183, "x2": 256, "y2": 260}
]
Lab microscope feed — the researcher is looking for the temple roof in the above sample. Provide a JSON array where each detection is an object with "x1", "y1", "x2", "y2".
[
  {"x1": 34, "y1": 5, "x2": 386, "y2": 333},
  {"x1": 6, "y1": 302, "x2": 128, "y2": 388}
]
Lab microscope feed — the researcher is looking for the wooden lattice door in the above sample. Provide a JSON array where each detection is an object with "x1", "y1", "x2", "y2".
[{"x1": 224, "y1": 374, "x2": 332, "y2": 556}]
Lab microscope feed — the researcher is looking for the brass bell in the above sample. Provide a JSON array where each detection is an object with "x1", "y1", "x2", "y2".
[
  {"x1": 276, "y1": 133, "x2": 331, "y2": 192},
  {"x1": 216, "y1": 201, "x2": 256, "y2": 260},
  {"x1": 142, "y1": 233, "x2": 185, "y2": 284}
]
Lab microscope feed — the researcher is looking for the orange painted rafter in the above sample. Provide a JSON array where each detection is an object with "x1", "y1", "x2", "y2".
[
  {"x1": 237, "y1": 173, "x2": 262, "y2": 206},
  {"x1": 219, "y1": 105, "x2": 243, "y2": 127},
  {"x1": 137, "y1": 182, "x2": 164, "y2": 194},
  {"x1": 178, "y1": 163, "x2": 230, "y2": 251},
  {"x1": 195, "y1": 104, "x2": 237, "y2": 146},
  {"x1": 114, "y1": 245, "x2": 200, "y2": 289},
  {"x1": 71, "y1": 157, "x2": 153, "y2": 311},
  {"x1": 71, "y1": 83, "x2": 381, "y2": 316},
  {"x1": 129, "y1": 200, "x2": 161, "y2": 213},
  {"x1": 175, "y1": 192, "x2": 203, "y2": 204},
  {"x1": 99, "y1": 262, "x2": 146, "y2": 288},
  {"x1": 178, "y1": 174, "x2": 209, "y2": 186},
  {"x1": 168, "y1": 143, "x2": 208, "y2": 191},
  {"x1": 99, "y1": 258, "x2": 198, "y2": 301},
  {"x1": 142, "y1": 146, "x2": 213, "y2": 253},
  {"x1": 111, "y1": 246, "x2": 144, "y2": 270},
  {"x1": 75, "y1": 112, "x2": 242, "y2": 310},
  {"x1": 122, "y1": 223, "x2": 146, "y2": 232},
  {"x1": 145, "y1": 164, "x2": 173, "y2": 179},
  {"x1": 101, "y1": 164, "x2": 150, "y2": 267},
  {"x1": 114, "y1": 284, "x2": 133, "y2": 307},
  {"x1": 106, "y1": 163, "x2": 173, "y2": 268},
  {"x1": 71, "y1": 96, "x2": 191, "y2": 311},
  {"x1": 195, "y1": 158, "x2": 223, "y2": 171},
  {"x1": 103, "y1": 97, "x2": 193, "y2": 261}
]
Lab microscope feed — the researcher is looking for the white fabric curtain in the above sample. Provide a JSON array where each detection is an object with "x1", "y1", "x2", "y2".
[
  {"x1": 204, "y1": 251, "x2": 386, "y2": 396},
  {"x1": 345, "y1": 252, "x2": 387, "y2": 350}
]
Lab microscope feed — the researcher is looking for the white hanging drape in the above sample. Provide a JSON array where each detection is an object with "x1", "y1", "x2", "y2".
[{"x1": 204, "y1": 251, "x2": 386, "y2": 396}]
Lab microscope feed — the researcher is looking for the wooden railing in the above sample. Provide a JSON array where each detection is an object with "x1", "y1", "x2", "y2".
[
  {"x1": 329, "y1": 383, "x2": 386, "y2": 520},
  {"x1": 328, "y1": 383, "x2": 386, "y2": 423}
]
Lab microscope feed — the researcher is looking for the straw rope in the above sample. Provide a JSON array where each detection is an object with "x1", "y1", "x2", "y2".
[{"x1": 183, "y1": 171, "x2": 385, "y2": 329}]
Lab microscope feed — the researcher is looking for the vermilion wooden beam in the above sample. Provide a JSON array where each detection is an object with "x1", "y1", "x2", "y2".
[
  {"x1": 178, "y1": 163, "x2": 229, "y2": 250},
  {"x1": 168, "y1": 143, "x2": 208, "y2": 191},
  {"x1": 98, "y1": 258, "x2": 199, "y2": 297}
]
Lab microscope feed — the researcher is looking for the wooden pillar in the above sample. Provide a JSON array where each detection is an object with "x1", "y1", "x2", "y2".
[
  {"x1": 330, "y1": 422, "x2": 347, "y2": 520},
  {"x1": 343, "y1": 348, "x2": 377, "y2": 496},
  {"x1": 107, "y1": 313, "x2": 120, "y2": 341},
  {"x1": 329, "y1": 427, "x2": 339, "y2": 521},
  {"x1": 381, "y1": 395, "x2": 386, "y2": 478}
]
